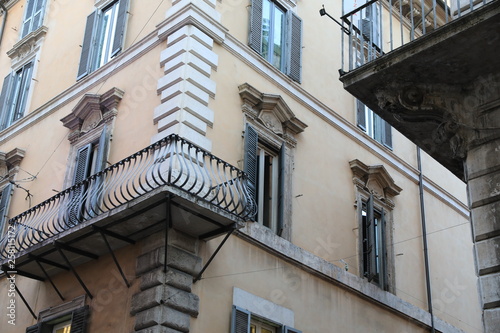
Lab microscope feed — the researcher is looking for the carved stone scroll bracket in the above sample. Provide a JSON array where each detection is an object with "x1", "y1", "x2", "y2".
[{"x1": 0, "y1": 148, "x2": 26, "y2": 183}]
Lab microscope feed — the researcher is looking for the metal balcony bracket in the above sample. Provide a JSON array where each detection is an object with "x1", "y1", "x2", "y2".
[
  {"x1": 33, "y1": 258, "x2": 65, "y2": 301},
  {"x1": 28, "y1": 254, "x2": 69, "y2": 271},
  {"x1": 55, "y1": 244, "x2": 93, "y2": 299},
  {"x1": 55, "y1": 242, "x2": 99, "y2": 260},
  {"x1": 193, "y1": 225, "x2": 236, "y2": 283},
  {"x1": 93, "y1": 226, "x2": 131, "y2": 288},
  {"x1": 2, "y1": 268, "x2": 38, "y2": 320},
  {"x1": 171, "y1": 200, "x2": 225, "y2": 229}
]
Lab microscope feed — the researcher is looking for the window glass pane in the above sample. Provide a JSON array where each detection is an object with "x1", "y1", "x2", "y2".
[
  {"x1": 96, "y1": 2, "x2": 119, "y2": 68},
  {"x1": 251, "y1": 324, "x2": 257, "y2": 333},
  {"x1": 272, "y1": 7, "x2": 285, "y2": 69},
  {"x1": 261, "y1": 0, "x2": 271, "y2": 61}
]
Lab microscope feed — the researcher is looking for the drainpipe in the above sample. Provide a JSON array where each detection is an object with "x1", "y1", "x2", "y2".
[
  {"x1": 417, "y1": 147, "x2": 436, "y2": 333},
  {"x1": 0, "y1": 1, "x2": 7, "y2": 47}
]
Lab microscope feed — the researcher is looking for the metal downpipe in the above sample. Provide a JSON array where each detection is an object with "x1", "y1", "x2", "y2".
[
  {"x1": 417, "y1": 147, "x2": 436, "y2": 333},
  {"x1": 0, "y1": 1, "x2": 7, "y2": 47}
]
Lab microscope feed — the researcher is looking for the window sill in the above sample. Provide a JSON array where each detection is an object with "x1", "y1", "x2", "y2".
[{"x1": 7, "y1": 26, "x2": 48, "y2": 62}]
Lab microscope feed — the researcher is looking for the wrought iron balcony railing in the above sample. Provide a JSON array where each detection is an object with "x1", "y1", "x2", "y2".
[
  {"x1": 0, "y1": 134, "x2": 256, "y2": 260},
  {"x1": 341, "y1": 0, "x2": 493, "y2": 72}
]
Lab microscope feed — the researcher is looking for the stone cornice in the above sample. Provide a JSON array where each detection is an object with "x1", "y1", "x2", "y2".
[{"x1": 7, "y1": 26, "x2": 48, "y2": 60}]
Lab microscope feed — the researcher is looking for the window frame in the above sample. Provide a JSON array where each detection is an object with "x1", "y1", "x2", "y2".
[
  {"x1": 231, "y1": 305, "x2": 302, "y2": 333},
  {"x1": 249, "y1": 0, "x2": 302, "y2": 83},
  {"x1": 20, "y1": 0, "x2": 46, "y2": 39},
  {"x1": 356, "y1": 99, "x2": 392, "y2": 149},
  {"x1": 77, "y1": 0, "x2": 129, "y2": 80},
  {"x1": 0, "y1": 60, "x2": 35, "y2": 131}
]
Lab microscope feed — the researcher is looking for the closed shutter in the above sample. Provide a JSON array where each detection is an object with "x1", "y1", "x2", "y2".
[
  {"x1": 383, "y1": 120, "x2": 392, "y2": 149},
  {"x1": 71, "y1": 306, "x2": 89, "y2": 333},
  {"x1": 230, "y1": 306, "x2": 251, "y2": 333},
  {"x1": 69, "y1": 144, "x2": 92, "y2": 223},
  {"x1": 25, "y1": 323, "x2": 40, "y2": 333},
  {"x1": 90, "y1": 126, "x2": 109, "y2": 216},
  {"x1": 73, "y1": 144, "x2": 93, "y2": 185},
  {"x1": 13, "y1": 62, "x2": 33, "y2": 122},
  {"x1": 32, "y1": 0, "x2": 46, "y2": 34},
  {"x1": 94, "y1": 125, "x2": 109, "y2": 173},
  {"x1": 0, "y1": 73, "x2": 12, "y2": 130},
  {"x1": 244, "y1": 124, "x2": 258, "y2": 221},
  {"x1": 21, "y1": 0, "x2": 36, "y2": 38},
  {"x1": 283, "y1": 326, "x2": 302, "y2": 333},
  {"x1": 249, "y1": 0, "x2": 263, "y2": 53},
  {"x1": 287, "y1": 11, "x2": 302, "y2": 83},
  {"x1": 356, "y1": 99, "x2": 366, "y2": 131},
  {"x1": 77, "y1": 11, "x2": 98, "y2": 80},
  {"x1": 277, "y1": 143, "x2": 285, "y2": 236},
  {"x1": 366, "y1": 194, "x2": 377, "y2": 282},
  {"x1": 0, "y1": 184, "x2": 13, "y2": 233},
  {"x1": 111, "y1": 0, "x2": 129, "y2": 57}
]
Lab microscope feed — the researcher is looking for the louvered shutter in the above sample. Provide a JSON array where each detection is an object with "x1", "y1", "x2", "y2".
[
  {"x1": 94, "y1": 125, "x2": 109, "y2": 173},
  {"x1": 77, "y1": 11, "x2": 98, "y2": 80},
  {"x1": 21, "y1": 0, "x2": 36, "y2": 38},
  {"x1": 89, "y1": 126, "x2": 109, "y2": 216},
  {"x1": 71, "y1": 306, "x2": 89, "y2": 333},
  {"x1": 380, "y1": 208, "x2": 388, "y2": 290},
  {"x1": 283, "y1": 326, "x2": 302, "y2": 333},
  {"x1": 287, "y1": 11, "x2": 302, "y2": 83},
  {"x1": 249, "y1": 0, "x2": 263, "y2": 53},
  {"x1": 111, "y1": 0, "x2": 129, "y2": 57},
  {"x1": 13, "y1": 62, "x2": 33, "y2": 122},
  {"x1": 73, "y1": 144, "x2": 93, "y2": 185},
  {"x1": 0, "y1": 73, "x2": 12, "y2": 130},
  {"x1": 0, "y1": 184, "x2": 13, "y2": 233},
  {"x1": 383, "y1": 120, "x2": 392, "y2": 149},
  {"x1": 277, "y1": 143, "x2": 285, "y2": 236},
  {"x1": 25, "y1": 323, "x2": 40, "y2": 333},
  {"x1": 366, "y1": 194, "x2": 377, "y2": 282},
  {"x1": 244, "y1": 124, "x2": 258, "y2": 221},
  {"x1": 32, "y1": 0, "x2": 46, "y2": 34},
  {"x1": 230, "y1": 306, "x2": 251, "y2": 333},
  {"x1": 356, "y1": 99, "x2": 366, "y2": 131},
  {"x1": 69, "y1": 144, "x2": 92, "y2": 223}
]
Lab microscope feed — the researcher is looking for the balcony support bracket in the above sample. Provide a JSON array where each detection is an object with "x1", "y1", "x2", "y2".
[
  {"x1": 55, "y1": 245, "x2": 93, "y2": 299},
  {"x1": 94, "y1": 227, "x2": 130, "y2": 288},
  {"x1": 34, "y1": 258, "x2": 65, "y2": 301},
  {"x1": 193, "y1": 225, "x2": 236, "y2": 283},
  {"x1": 2, "y1": 269, "x2": 38, "y2": 320}
]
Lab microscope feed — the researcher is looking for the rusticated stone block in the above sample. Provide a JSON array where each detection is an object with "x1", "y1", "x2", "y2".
[
  {"x1": 472, "y1": 201, "x2": 500, "y2": 241},
  {"x1": 484, "y1": 308, "x2": 500, "y2": 333},
  {"x1": 163, "y1": 285, "x2": 199, "y2": 317},
  {"x1": 140, "y1": 268, "x2": 193, "y2": 292},
  {"x1": 161, "y1": 306, "x2": 191, "y2": 333},
  {"x1": 480, "y1": 272, "x2": 500, "y2": 308},
  {"x1": 476, "y1": 236, "x2": 500, "y2": 274},
  {"x1": 135, "y1": 325, "x2": 183, "y2": 333},
  {"x1": 136, "y1": 245, "x2": 201, "y2": 276},
  {"x1": 131, "y1": 285, "x2": 164, "y2": 315}
]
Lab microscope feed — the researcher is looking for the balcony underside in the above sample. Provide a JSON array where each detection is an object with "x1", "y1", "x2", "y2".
[
  {"x1": 340, "y1": 1, "x2": 500, "y2": 179},
  {"x1": 6, "y1": 185, "x2": 243, "y2": 281}
]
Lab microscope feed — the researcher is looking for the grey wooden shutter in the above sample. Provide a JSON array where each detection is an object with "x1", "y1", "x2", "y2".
[
  {"x1": 32, "y1": 0, "x2": 46, "y2": 34},
  {"x1": 244, "y1": 124, "x2": 258, "y2": 221},
  {"x1": 380, "y1": 208, "x2": 388, "y2": 290},
  {"x1": 249, "y1": 0, "x2": 263, "y2": 53},
  {"x1": 287, "y1": 11, "x2": 302, "y2": 83},
  {"x1": 25, "y1": 323, "x2": 41, "y2": 333},
  {"x1": 21, "y1": 0, "x2": 36, "y2": 38},
  {"x1": 283, "y1": 326, "x2": 302, "y2": 333},
  {"x1": 111, "y1": 0, "x2": 129, "y2": 57},
  {"x1": 230, "y1": 306, "x2": 251, "y2": 333},
  {"x1": 0, "y1": 184, "x2": 13, "y2": 233},
  {"x1": 73, "y1": 144, "x2": 93, "y2": 185},
  {"x1": 366, "y1": 194, "x2": 377, "y2": 282},
  {"x1": 0, "y1": 73, "x2": 12, "y2": 130},
  {"x1": 356, "y1": 99, "x2": 366, "y2": 131},
  {"x1": 94, "y1": 125, "x2": 109, "y2": 173},
  {"x1": 383, "y1": 120, "x2": 392, "y2": 149},
  {"x1": 70, "y1": 306, "x2": 89, "y2": 333},
  {"x1": 13, "y1": 62, "x2": 33, "y2": 122},
  {"x1": 77, "y1": 11, "x2": 98, "y2": 80},
  {"x1": 69, "y1": 144, "x2": 92, "y2": 223},
  {"x1": 90, "y1": 126, "x2": 109, "y2": 216},
  {"x1": 277, "y1": 143, "x2": 285, "y2": 236}
]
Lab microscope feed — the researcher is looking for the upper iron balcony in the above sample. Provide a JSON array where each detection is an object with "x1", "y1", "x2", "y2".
[
  {"x1": 0, "y1": 134, "x2": 255, "y2": 279},
  {"x1": 339, "y1": 0, "x2": 500, "y2": 179}
]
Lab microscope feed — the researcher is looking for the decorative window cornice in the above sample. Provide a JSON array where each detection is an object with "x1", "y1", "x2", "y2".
[
  {"x1": 0, "y1": 148, "x2": 25, "y2": 183},
  {"x1": 239, "y1": 82, "x2": 307, "y2": 147},
  {"x1": 61, "y1": 87, "x2": 124, "y2": 143},
  {"x1": 7, "y1": 26, "x2": 48, "y2": 63},
  {"x1": 350, "y1": 159, "x2": 402, "y2": 209}
]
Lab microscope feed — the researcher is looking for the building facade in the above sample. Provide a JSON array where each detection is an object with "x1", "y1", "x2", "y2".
[{"x1": 0, "y1": 0, "x2": 483, "y2": 332}]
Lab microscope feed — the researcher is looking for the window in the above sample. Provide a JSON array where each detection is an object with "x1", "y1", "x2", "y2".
[
  {"x1": 21, "y1": 0, "x2": 46, "y2": 38},
  {"x1": 361, "y1": 194, "x2": 387, "y2": 289},
  {"x1": 231, "y1": 306, "x2": 301, "y2": 333},
  {"x1": 0, "y1": 184, "x2": 13, "y2": 235},
  {"x1": 244, "y1": 124, "x2": 285, "y2": 235},
  {"x1": 249, "y1": 0, "x2": 302, "y2": 82},
  {"x1": 0, "y1": 62, "x2": 34, "y2": 130},
  {"x1": 26, "y1": 305, "x2": 89, "y2": 333},
  {"x1": 77, "y1": 0, "x2": 129, "y2": 80},
  {"x1": 357, "y1": 100, "x2": 392, "y2": 148}
]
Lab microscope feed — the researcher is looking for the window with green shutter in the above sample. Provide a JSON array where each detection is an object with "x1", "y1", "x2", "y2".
[
  {"x1": 25, "y1": 305, "x2": 89, "y2": 333},
  {"x1": 77, "y1": 0, "x2": 129, "y2": 80},
  {"x1": 249, "y1": 0, "x2": 302, "y2": 83}
]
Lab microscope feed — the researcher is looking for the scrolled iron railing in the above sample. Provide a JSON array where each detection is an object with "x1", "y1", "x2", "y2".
[
  {"x1": 340, "y1": 0, "x2": 493, "y2": 73},
  {"x1": 0, "y1": 134, "x2": 256, "y2": 260}
]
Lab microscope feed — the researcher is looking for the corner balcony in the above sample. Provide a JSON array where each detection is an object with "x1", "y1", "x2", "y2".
[
  {"x1": 339, "y1": 0, "x2": 500, "y2": 179},
  {"x1": 0, "y1": 134, "x2": 254, "y2": 281}
]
